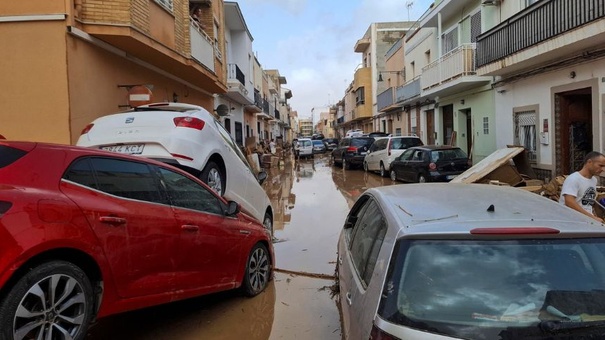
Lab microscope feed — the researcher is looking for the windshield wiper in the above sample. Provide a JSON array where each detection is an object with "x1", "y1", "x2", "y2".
[{"x1": 500, "y1": 320, "x2": 605, "y2": 339}]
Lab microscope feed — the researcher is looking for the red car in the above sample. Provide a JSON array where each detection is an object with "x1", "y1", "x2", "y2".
[{"x1": 0, "y1": 141, "x2": 274, "y2": 339}]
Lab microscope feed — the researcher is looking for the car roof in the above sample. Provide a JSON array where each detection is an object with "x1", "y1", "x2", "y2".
[
  {"x1": 409, "y1": 144, "x2": 458, "y2": 151},
  {"x1": 366, "y1": 183, "x2": 604, "y2": 235}
]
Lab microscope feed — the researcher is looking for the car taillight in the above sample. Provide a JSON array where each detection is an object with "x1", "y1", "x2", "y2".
[
  {"x1": 80, "y1": 123, "x2": 94, "y2": 135},
  {"x1": 429, "y1": 162, "x2": 437, "y2": 170},
  {"x1": 347, "y1": 146, "x2": 358, "y2": 153},
  {"x1": 471, "y1": 227, "x2": 560, "y2": 235},
  {"x1": 369, "y1": 324, "x2": 400, "y2": 340},
  {"x1": 174, "y1": 117, "x2": 205, "y2": 130},
  {"x1": 0, "y1": 201, "x2": 12, "y2": 217}
]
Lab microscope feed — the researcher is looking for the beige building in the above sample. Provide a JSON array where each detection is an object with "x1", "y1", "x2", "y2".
[{"x1": 1, "y1": 0, "x2": 227, "y2": 144}]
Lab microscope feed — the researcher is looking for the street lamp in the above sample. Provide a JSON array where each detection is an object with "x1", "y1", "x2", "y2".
[{"x1": 377, "y1": 70, "x2": 403, "y2": 82}]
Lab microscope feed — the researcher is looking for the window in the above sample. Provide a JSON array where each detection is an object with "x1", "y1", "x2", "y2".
[
  {"x1": 349, "y1": 199, "x2": 387, "y2": 286},
  {"x1": 0, "y1": 145, "x2": 27, "y2": 169},
  {"x1": 70, "y1": 158, "x2": 165, "y2": 204},
  {"x1": 483, "y1": 117, "x2": 489, "y2": 134},
  {"x1": 356, "y1": 87, "x2": 365, "y2": 105},
  {"x1": 395, "y1": 128, "x2": 402, "y2": 136},
  {"x1": 158, "y1": 168, "x2": 223, "y2": 215},
  {"x1": 153, "y1": 0, "x2": 173, "y2": 11},
  {"x1": 514, "y1": 111, "x2": 537, "y2": 162},
  {"x1": 442, "y1": 27, "x2": 458, "y2": 54}
]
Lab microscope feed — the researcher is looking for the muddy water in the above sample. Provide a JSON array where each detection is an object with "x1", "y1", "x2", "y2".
[{"x1": 87, "y1": 155, "x2": 397, "y2": 339}]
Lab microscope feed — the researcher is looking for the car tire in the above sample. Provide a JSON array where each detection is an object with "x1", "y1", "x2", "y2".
[
  {"x1": 0, "y1": 261, "x2": 94, "y2": 340},
  {"x1": 263, "y1": 212, "x2": 273, "y2": 238},
  {"x1": 380, "y1": 163, "x2": 387, "y2": 177},
  {"x1": 363, "y1": 161, "x2": 369, "y2": 172},
  {"x1": 242, "y1": 243, "x2": 271, "y2": 297},
  {"x1": 390, "y1": 170, "x2": 397, "y2": 181},
  {"x1": 418, "y1": 174, "x2": 427, "y2": 183},
  {"x1": 200, "y1": 161, "x2": 225, "y2": 196}
]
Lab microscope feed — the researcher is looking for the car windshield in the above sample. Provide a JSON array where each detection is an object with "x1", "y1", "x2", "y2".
[
  {"x1": 430, "y1": 148, "x2": 467, "y2": 162},
  {"x1": 391, "y1": 138, "x2": 423, "y2": 150},
  {"x1": 378, "y1": 238, "x2": 605, "y2": 339}
]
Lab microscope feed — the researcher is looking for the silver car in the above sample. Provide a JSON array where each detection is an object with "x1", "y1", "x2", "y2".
[{"x1": 338, "y1": 183, "x2": 605, "y2": 339}]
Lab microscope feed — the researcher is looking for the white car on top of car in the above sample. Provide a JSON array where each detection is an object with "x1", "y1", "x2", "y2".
[{"x1": 76, "y1": 102, "x2": 273, "y2": 233}]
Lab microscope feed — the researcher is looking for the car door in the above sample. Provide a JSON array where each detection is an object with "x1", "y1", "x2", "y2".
[
  {"x1": 61, "y1": 157, "x2": 179, "y2": 298},
  {"x1": 158, "y1": 166, "x2": 248, "y2": 291},
  {"x1": 365, "y1": 139, "x2": 382, "y2": 171},
  {"x1": 340, "y1": 197, "x2": 388, "y2": 340},
  {"x1": 393, "y1": 149, "x2": 414, "y2": 181},
  {"x1": 404, "y1": 149, "x2": 425, "y2": 182}
]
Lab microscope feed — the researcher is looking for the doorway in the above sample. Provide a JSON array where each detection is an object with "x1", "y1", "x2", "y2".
[
  {"x1": 442, "y1": 105, "x2": 454, "y2": 145},
  {"x1": 426, "y1": 109, "x2": 435, "y2": 144},
  {"x1": 555, "y1": 87, "x2": 593, "y2": 175}
]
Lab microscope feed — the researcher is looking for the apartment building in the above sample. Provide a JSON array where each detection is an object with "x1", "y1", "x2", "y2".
[
  {"x1": 0, "y1": 0, "x2": 227, "y2": 144},
  {"x1": 377, "y1": 39, "x2": 408, "y2": 136},
  {"x1": 299, "y1": 118, "x2": 313, "y2": 137},
  {"x1": 477, "y1": 0, "x2": 605, "y2": 179}
]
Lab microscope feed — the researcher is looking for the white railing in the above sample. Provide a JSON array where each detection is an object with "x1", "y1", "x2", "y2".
[
  {"x1": 421, "y1": 43, "x2": 476, "y2": 90},
  {"x1": 190, "y1": 21, "x2": 214, "y2": 72}
]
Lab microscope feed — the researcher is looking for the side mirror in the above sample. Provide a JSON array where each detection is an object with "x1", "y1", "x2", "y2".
[
  {"x1": 257, "y1": 171, "x2": 268, "y2": 185},
  {"x1": 226, "y1": 201, "x2": 240, "y2": 216}
]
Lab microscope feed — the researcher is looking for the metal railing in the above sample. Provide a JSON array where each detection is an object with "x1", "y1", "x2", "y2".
[
  {"x1": 421, "y1": 43, "x2": 476, "y2": 90},
  {"x1": 377, "y1": 88, "x2": 394, "y2": 112},
  {"x1": 396, "y1": 77, "x2": 420, "y2": 103},
  {"x1": 477, "y1": 0, "x2": 604, "y2": 67},
  {"x1": 228, "y1": 63, "x2": 245, "y2": 85},
  {"x1": 254, "y1": 90, "x2": 263, "y2": 109}
]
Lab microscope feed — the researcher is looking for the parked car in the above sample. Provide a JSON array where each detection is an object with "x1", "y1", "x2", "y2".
[
  {"x1": 364, "y1": 136, "x2": 424, "y2": 177},
  {"x1": 367, "y1": 131, "x2": 389, "y2": 138},
  {"x1": 389, "y1": 145, "x2": 470, "y2": 182},
  {"x1": 76, "y1": 102, "x2": 273, "y2": 231},
  {"x1": 311, "y1": 133, "x2": 325, "y2": 140},
  {"x1": 331, "y1": 137, "x2": 375, "y2": 170},
  {"x1": 0, "y1": 141, "x2": 274, "y2": 340},
  {"x1": 312, "y1": 139, "x2": 326, "y2": 154},
  {"x1": 338, "y1": 183, "x2": 605, "y2": 340},
  {"x1": 323, "y1": 138, "x2": 339, "y2": 151},
  {"x1": 345, "y1": 129, "x2": 364, "y2": 138},
  {"x1": 295, "y1": 138, "x2": 313, "y2": 159}
]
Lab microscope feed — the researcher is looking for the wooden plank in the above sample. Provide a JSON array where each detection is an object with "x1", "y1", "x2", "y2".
[{"x1": 450, "y1": 147, "x2": 525, "y2": 184}]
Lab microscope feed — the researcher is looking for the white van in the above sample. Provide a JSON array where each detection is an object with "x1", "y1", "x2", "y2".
[
  {"x1": 345, "y1": 129, "x2": 364, "y2": 138},
  {"x1": 364, "y1": 136, "x2": 423, "y2": 177},
  {"x1": 295, "y1": 138, "x2": 313, "y2": 159}
]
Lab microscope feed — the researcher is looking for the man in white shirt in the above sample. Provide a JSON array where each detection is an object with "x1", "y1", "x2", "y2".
[{"x1": 559, "y1": 151, "x2": 605, "y2": 222}]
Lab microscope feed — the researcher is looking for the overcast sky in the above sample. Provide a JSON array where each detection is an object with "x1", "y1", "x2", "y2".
[{"x1": 237, "y1": 0, "x2": 434, "y2": 122}]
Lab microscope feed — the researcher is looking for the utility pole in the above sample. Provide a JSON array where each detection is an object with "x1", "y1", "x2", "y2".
[{"x1": 406, "y1": 1, "x2": 414, "y2": 21}]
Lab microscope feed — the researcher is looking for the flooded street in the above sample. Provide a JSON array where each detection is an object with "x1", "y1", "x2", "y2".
[{"x1": 87, "y1": 154, "x2": 398, "y2": 339}]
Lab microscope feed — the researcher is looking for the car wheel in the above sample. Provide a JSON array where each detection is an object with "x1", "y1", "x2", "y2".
[
  {"x1": 242, "y1": 243, "x2": 271, "y2": 297},
  {"x1": 380, "y1": 163, "x2": 386, "y2": 177},
  {"x1": 0, "y1": 261, "x2": 94, "y2": 340},
  {"x1": 200, "y1": 161, "x2": 224, "y2": 196},
  {"x1": 390, "y1": 170, "x2": 397, "y2": 182},
  {"x1": 363, "y1": 161, "x2": 369, "y2": 172},
  {"x1": 263, "y1": 212, "x2": 273, "y2": 238},
  {"x1": 418, "y1": 174, "x2": 427, "y2": 183}
]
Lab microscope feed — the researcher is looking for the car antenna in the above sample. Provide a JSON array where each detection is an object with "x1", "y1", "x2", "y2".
[{"x1": 487, "y1": 204, "x2": 495, "y2": 212}]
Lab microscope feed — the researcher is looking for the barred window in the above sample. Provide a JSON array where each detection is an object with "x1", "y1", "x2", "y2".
[
  {"x1": 483, "y1": 117, "x2": 489, "y2": 134},
  {"x1": 515, "y1": 111, "x2": 537, "y2": 162}
]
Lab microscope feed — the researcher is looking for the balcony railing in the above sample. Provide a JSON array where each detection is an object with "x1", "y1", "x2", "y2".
[
  {"x1": 396, "y1": 77, "x2": 420, "y2": 103},
  {"x1": 254, "y1": 90, "x2": 263, "y2": 109},
  {"x1": 477, "y1": 0, "x2": 604, "y2": 67},
  {"x1": 274, "y1": 109, "x2": 280, "y2": 120},
  {"x1": 421, "y1": 43, "x2": 476, "y2": 90},
  {"x1": 262, "y1": 99, "x2": 270, "y2": 115},
  {"x1": 377, "y1": 88, "x2": 395, "y2": 112},
  {"x1": 228, "y1": 63, "x2": 245, "y2": 85},
  {"x1": 189, "y1": 22, "x2": 214, "y2": 72}
]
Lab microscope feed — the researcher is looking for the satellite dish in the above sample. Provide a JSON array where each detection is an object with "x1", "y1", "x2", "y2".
[{"x1": 215, "y1": 104, "x2": 230, "y2": 116}]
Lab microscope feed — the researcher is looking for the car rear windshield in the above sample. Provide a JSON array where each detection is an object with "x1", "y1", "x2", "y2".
[
  {"x1": 378, "y1": 238, "x2": 605, "y2": 339},
  {"x1": 351, "y1": 138, "x2": 374, "y2": 147},
  {"x1": 0, "y1": 145, "x2": 27, "y2": 169},
  {"x1": 430, "y1": 148, "x2": 467, "y2": 162},
  {"x1": 391, "y1": 138, "x2": 423, "y2": 150}
]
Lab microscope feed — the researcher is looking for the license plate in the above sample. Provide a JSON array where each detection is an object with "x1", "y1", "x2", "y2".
[
  {"x1": 101, "y1": 144, "x2": 145, "y2": 154},
  {"x1": 360, "y1": 152, "x2": 367, "y2": 155},
  {"x1": 446, "y1": 175, "x2": 457, "y2": 180}
]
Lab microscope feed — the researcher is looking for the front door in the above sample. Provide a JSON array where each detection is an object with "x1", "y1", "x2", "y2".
[
  {"x1": 426, "y1": 109, "x2": 435, "y2": 144},
  {"x1": 443, "y1": 105, "x2": 454, "y2": 145},
  {"x1": 555, "y1": 88, "x2": 593, "y2": 174}
]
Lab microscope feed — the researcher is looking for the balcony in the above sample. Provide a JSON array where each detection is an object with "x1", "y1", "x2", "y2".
[
  {"x1": 256, "y1": 98, "x2": 272, "y2": 120},
  {"x1": 354, "y1": 37, "x2": 371, "y2": 53},
  {"x1": 190, "y1": 23, "x2": 214, "y2": 72},
  {"x1": 420, "y1": 43, "x2": 491, "y2": 98},
  {"x1": 396, "y1": 77, "x2": 421, "y2": 104},
  {"x1": 377, "y1": 88, "x2": 395, "y2": 112},
  {"x1": 225, "y1": 63, "x2": 252, "y2": 105},
  {"x1": 77, "y1": 1, "x2": 225, "y2": 93},
  {"x1": 246, "y1": 90, "x2": 263, "y2": 113},
  {"x1": 477, "y1": 0, "x2": 605, "y2": 77},
  {"x1": 274, "y1": 109, "x2": 281, "y2": 121}
]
